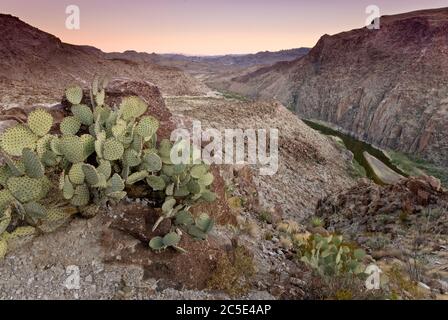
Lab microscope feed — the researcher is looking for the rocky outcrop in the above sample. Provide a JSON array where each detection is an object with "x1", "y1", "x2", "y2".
[
  {"x1": 363, "y1": 152, "x2": 405, "y2": 185},
  {"x1": 230, "y1": 8, "x2": 448, "y2": 168},
  {"x1": 316, "y1": 175, "x2": 446, "y2": 232},
  {"x1": 316, "y1": 175, "x2": 448, "y2": 296},
  {"x1": 0, "y1": 14, "x2": 209, "y2": 107}
]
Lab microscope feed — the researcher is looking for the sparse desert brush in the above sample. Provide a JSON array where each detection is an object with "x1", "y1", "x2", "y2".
[
  {"x1": 207, "y1": 245, "x2": 255, "y2": 297},
  {"x1": 310, "y1": 216, "x2": 324, "y2": 228},
  {"x1": 277, "y1": 220, "x2": 301, "y2": 234}
]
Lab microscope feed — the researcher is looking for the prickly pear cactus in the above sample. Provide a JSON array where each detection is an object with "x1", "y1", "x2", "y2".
[
  {"x1": 0, "y1": 78, "x2": 217, "y2": 260},
  {"x1": 27, "y1": 109, "x2": 53, "y2": 137}
]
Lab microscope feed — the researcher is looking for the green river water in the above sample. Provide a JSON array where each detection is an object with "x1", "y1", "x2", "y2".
[{"x1": 302, "y1": 119, "x2": 407, "y2": 183}]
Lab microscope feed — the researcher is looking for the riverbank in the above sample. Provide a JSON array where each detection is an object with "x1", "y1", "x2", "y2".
[
  {"x1": 302, "y1": 119, "x2": 406, "y2": 184},
  {"x1": 303, "y1": 119, "x2": 447, "y2": 187}
]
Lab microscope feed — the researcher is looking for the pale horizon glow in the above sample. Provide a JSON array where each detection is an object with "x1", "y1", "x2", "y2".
[{"x1": 1, "y1": 0, "x2": 447, "y2": 55}]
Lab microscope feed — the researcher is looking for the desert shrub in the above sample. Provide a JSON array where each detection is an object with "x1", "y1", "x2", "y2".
[
  {"x1": 310, "y1": 216, "x2": 324, "y2": 228},
  {"x1": 207, "y1": 245, "x2": 255, "y2": 297},
  {"x1": 0, "y1": 78, "x2": 216, "y2": 258}
]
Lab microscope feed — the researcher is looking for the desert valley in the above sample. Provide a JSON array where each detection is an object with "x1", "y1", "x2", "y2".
[{"x1": 0, "y1": 6, "x2": 447, "y2": 300}]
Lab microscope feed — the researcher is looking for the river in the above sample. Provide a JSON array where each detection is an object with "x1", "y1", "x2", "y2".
[{"x1": 303, "y1": 119, "x2": 407, "y2": 183}]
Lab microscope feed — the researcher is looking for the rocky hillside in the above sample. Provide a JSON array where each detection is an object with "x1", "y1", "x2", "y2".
[
  {"x1": 0, "y1": 80, "x2": 356, "y2": 299},
  {"x1": 165, "y1": 96, "x2": 355, "y2": 219},
  {"x1": 0, "y1": 14, "x2": 208, "y2": 107},
  {"x1": 228, "y1": 8, "x2": 448, "y2": 168}
]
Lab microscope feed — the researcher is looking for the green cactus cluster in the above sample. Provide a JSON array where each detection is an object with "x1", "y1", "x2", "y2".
[
  {"x1": 298, "y1": 234, "x2": 366, "y2": 277},
  {"x1": 149, "y1": 231, "x2": 183, "y2": 252},
  {"x1": 0, "y1": 135, "x2": 76, "y2": 257},
  {"x1": 0, "y1": 77, "x2": 217, "y2": 259}
]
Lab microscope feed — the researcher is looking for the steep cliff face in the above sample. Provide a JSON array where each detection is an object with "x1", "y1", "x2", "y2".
[{"x1": 232, "y1": 8, "x2": 448, "y2": 167}]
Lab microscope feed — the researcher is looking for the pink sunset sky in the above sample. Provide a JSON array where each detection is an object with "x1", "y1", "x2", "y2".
[{"x1": 1, "y1": 0, "x2": 447, "y2": 55}]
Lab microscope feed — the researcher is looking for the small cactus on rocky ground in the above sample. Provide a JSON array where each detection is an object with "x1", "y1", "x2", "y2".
[{"x1": 0, "y1": 77, "x2": 217, "y2": 259}]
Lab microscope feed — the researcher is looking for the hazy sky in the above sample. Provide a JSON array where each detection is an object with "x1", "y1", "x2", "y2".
[{"x1": 2, "y1": 0, "x2": 447, "y2": 55}]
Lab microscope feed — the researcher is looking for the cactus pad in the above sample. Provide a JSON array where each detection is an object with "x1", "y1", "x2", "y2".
[
  {"x1": 146, "y1": 175, "x2": 166, "y2": 191},
  {"x1": 7, "y1": 176, "x2": 44, "y2": 203},
  {"x1": 119, "y1": 96, "x2": 148, "y2": 120},
  {"x1": 163, "y1": 232, "x2": 181, "y2": 247},
  {"x1": 162, "y1": 198, "x2": 176, "y2": 213},
  {"x1": 107, "y1": 191, "x2": 127, "y2": 201},
  {"x1": 39, "y1": 206, "x2": 77, "y2": 233},
  {"x1": 50, "y1": 137, "x2": 63, "y2": 155},
  {"x1": 60, "y1": 116, "x2": 81, "y2": 135},
  {"x1": 103, "y1": 138, "x2": 124, "y2": 161},
  {"x1": 190, "y1": 165, "x2": 207, "y2": 179},
  {"x1": 106, "y1": 173, "x2": 125, "y2": 194},
  {"x1": 63, "y1": 176, "x2": 74, "y2": 199},
  {"x1": 68, "y1": 163, "x2": 85, "y2": 184},
  {"x1": 126, "y1": 171, "x2": 148, "y2": 185},
  {"x1": 142, "y1": 153, "x2": 162, "y2": 172},
  {"x1": 59, "y1": 135, "x2": 85, "y2": 163},
  {"x1": 162, "y1": 165, "x2": 174, "y2": 177},
  {"x1": 175, "y1": 210, "x2": 194, "y2": 226},
  {"x1": 0, "y1": 165, "x2": 12, "y2": 187},
  {"x1": 0, "y1": 206, "x2": 12, "y2": 235},
  {"x1": 0, "y1": 238, "x2": 7, "y2": 259},
  {"x1": 187, "y1": 180, "x2": 201, "y2": 195},
  {"x1": 195, "y1": 213, "x2": 214, "y2": 233},
  {"x1": 201, "y1": 191, "x2": 217, "y2": 203},
  {"x1": 187, "y1": 225, "x2": 206, "y2": 240},
  {"x1": 159, "y1": 139, "x2": 173, "y2": 158},
  {"x1": 38, "y1": 176, "x2": 51, "y2": 199},
  {"x1": 36, "y1": 134, "x2": 53, "y2": 156},
  {"x1": 80, "y1": 134, "x2": 95, "y2": 159},
  {"x1": 174, "y1": 186, "x2": 189, "y2": 197},
  {"x1": 97, "y1": 160, "x2": 111, "y2": 179},
  {"x1": 22, "y1": 148, "x2": 44, "y2": 178},
  {"x1": 0, "y1": 190, "x2": 14, "y2": 213},
  {"x1": 93, "y1": 106, "x2": 110, "y2": 124},
  {"x1": 23, "y1": 201, "x2": 47, "y2": 221},
  {"x1": 1, "y1": 124, "x2": 38, "y2": 156},
  {"x1": 149, "y1": 236, "x2": 164, "y2": 250},
  {"x1": 6, "y1": 226, "x2": 37, "y2": 250},
  {"x1": 71, "y1": 104, "x2": 94, "y2": 126},
  {"x1": 94, "y1": 131, "x2": 106, "y2": 158},
  {"x1": 123, "y1": 149, "x2": 141, "y2": 167},
  {"x1": 65, "y1": 86, "x2": 83, "y2": 105},
  {"x1": 95, "y1": 89, "x2": 105, "y2": 107},
  {"x1": 131, "y1": 135, "x2": 143, "y2": 152},
  {"x1": 135, "y1": 116, "x2": 159, "y2": 138},
  {"x1": 27, "y1": 109, "x2": 53, "y2": 137},
  {"x1": 198, "y1": 172, "x2": 214, "y2": 186},
  {"x1": 82, "y1": 164, "x2": 100, "y2": 185},
  {"x1": 70, "y1": 184, "x2": 90, "y2": 207},
  {"x1": 111, "y1": 121, "x2": 127, "y2": 138}
]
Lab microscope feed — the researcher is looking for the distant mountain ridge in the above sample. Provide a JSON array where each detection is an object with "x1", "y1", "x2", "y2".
[{"x1": 107, "y1": 48, "x2": 310, "y2": 68}]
